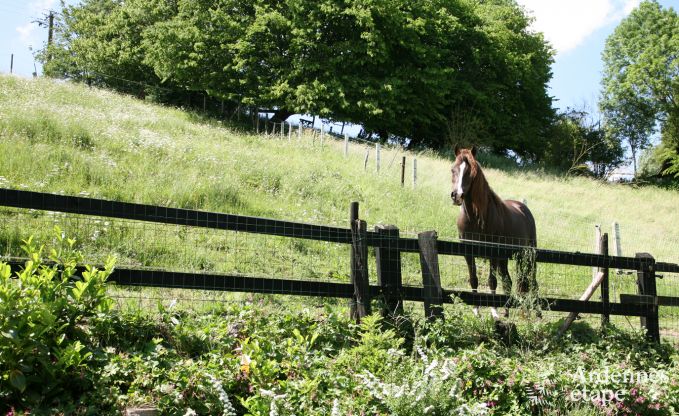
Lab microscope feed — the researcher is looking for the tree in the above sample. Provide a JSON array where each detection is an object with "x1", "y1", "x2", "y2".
[
  {"x1": 542, "y1": 108, "x2": 624, "y2": 177},
  {"x1": 41, "y1": 0, "x2": 174, "y2": 96},
  {"x1": 42, "y1": 0, "x2": 554, "y2": 157},
  {"x1": 600, "y1": 0, "x2": 679, "y2": 178}
]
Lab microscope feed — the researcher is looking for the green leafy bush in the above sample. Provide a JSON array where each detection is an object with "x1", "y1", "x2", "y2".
[{"x1": 0, "y1": 229, "x2": 114, "y2": 412}]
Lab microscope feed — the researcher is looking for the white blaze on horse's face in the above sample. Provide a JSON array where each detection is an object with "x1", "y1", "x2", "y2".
[
  {"x1": 456, "y1": 162, "x2": 466, "y2": 195},
  {"x1": 451, "y1": 160, "x2": 467, "y2": 206}
]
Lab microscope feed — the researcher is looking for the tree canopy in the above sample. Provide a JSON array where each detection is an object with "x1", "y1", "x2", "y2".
[
  {"x1": 600, "y1": 0, "x2": 679, "y2": 178},
  {"x1": 42, "y1": 0, "x2": 554, "y2": 158}
]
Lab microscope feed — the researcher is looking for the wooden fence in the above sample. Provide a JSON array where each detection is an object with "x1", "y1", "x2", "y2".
[{"x1": 2, "y1": 188, "x2": 678, "y2": 342}]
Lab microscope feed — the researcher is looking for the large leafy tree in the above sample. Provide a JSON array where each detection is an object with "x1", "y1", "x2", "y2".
[
  {"x1": 600, "y1": 0, "x2": 679, "y2": 178},
  {"x1": 42, "y1": 0, "x2": 554, "y2": 156},
  {"x1": 42, "y1": 0, "x2": 174, "y2": 96}
]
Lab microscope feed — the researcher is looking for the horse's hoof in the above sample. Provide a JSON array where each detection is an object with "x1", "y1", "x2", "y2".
[{"x1": 490, "y1": 308, "x2": 500, "y2": 321}]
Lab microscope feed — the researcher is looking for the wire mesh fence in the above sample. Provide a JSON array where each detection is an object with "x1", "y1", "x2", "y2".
[{"x1": 1, "y1": 188, "x2": 678, "y2": 343}]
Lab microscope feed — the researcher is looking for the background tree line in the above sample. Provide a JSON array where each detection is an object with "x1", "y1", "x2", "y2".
[
  {"x1": 40, "y1": 0, "x2": 677, "y2": 182},
  {"x1": 600, "y1": 0, "x2": 679, "y2": 184}
]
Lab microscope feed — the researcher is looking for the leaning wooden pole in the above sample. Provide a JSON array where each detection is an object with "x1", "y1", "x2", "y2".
[{"x1": 557, "y1": 271, "x2": 606, "y2": 337}]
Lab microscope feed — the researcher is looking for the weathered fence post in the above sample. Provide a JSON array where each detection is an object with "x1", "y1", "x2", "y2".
[
  {"x1": 350, "y1": 202, "x2": 371, "y2": 321},
  {"x1": 412, "y1": 158, "x2": 418, "y2": 189},
  {"x1": 613, "y1": 222, "x2": 622, "y2": 274},
  {"x1": 601, "y1": 233, "x2": 610, "y2": 326},
  {"x1": 364, "y1": 149, "x2": 369, "y2": 171},
  {"x1": 376, "y1": 144, "x2": 381, "y2": 172},
  {"x1": 636, "y1": 252, "x2": 660, "y2": 342},
  {"x1": 593, "y1": 225, "x2": 601, "y2": 280},
  {"x1": 375, "y1": 225, "x2": 403, "y2": 318},
  {"x1": 344, "y1": 134, "x2": 349, "y2": 157},
  {"x1": 400, "y1": 157, "x2": 406, "y2": 187},
  {"x1": 418, "y1": 231, "x2": 444, "y2": 319}
]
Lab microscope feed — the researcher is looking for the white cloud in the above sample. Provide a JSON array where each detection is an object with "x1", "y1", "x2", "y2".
[
  {"x1": 516, "y1": 0, "x2": 641, "y2": 55},
  {"x1": 16, "y1": 22, "x2": 36, "y2": 44}
]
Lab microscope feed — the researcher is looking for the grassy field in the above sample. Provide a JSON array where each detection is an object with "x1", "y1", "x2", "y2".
[
  {"x1": 1, "y1": 75, "x2": 678, "y2": 255},
  {"x1": 2, "y1": 75, "x2": 679, "y2": 415}
]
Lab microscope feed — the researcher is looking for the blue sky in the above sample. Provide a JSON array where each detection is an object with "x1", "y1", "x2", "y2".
[{"x1": 0, "y1": 0, "x2": 675, "y2": 116}]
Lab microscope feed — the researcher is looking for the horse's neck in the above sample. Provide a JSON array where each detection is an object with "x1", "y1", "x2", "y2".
[{"x1": 464, "y1": 170, "x2": 502, "y2": 229}]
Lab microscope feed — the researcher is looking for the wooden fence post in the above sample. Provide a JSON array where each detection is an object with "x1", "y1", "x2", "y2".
[
  {"x1": 350, "y1": 202, "x2": 370, "y2": 321},
  {"x1": 412, "y1": 158, "x2": 417, "y2": 188},
  {"x1": 613, "y1": 222, "x2": 622, "y2": 274},
  {"x1": 375, "y1": 225, "x2": 403, "y2": 318},
  {"x1": 400, "y1": 157, "x2": 406, "y2": 187},
  {"x1": 601, "y1": 233, "x2": 610, "y2": 326},
  {"x1": 593, "y1": 225, "x2": 601, "y2": 280},
  {"x1": 364, "y1": 149, "x2": 369, "y2": 171},
  {"x1": 636, "y1": 253, "x2": 660, "y2": 342},
  {"x1": 344, "y1": 134, "x2": 349, "y2": 157},
  {"x1": 376, "y1": 144, "x2": 381, "y2": 172},
  {"x1": 418, "y1": 231, "x2": 444, "y2": 319}
]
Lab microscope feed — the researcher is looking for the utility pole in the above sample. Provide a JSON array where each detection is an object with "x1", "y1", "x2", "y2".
[
  {"x1": 34, "y1": 11, "x2": 55, "y2": 64},
  {"x1": 10, "y1": 54, "x2": 13, "y2": 74},
  {"x1": 47, "y1": 11, "x2": 54, "y2": 63}
]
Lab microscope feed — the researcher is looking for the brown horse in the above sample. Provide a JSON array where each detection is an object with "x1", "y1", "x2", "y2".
[{"x1": 450, "y1": 145, "x2": 537, "y2": 319}]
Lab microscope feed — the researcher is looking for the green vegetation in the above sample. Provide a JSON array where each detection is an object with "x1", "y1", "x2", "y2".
[
  {"x1": 1, "y1": 75, "x2": 678, "y2": 257},
  {"x1": 1, "y1": 75, "x2": 679, "y2": 413},
  {"x1": 601, "y1": 0, "x2": 679, "y2": 179},
  {"x1": 1, "y1": 233, "x2": 678, "y2": 415},
  {"x1": 42, "y1": 0, "x2": 554, "y2": 157}
]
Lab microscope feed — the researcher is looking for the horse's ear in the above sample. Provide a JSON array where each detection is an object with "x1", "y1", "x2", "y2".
[
  {"x1": 454, "y1": 144, "x2": 461, "y2": 156},
  {"x1": 471, "y1": 146, "x2": 478, "y2": 157}
]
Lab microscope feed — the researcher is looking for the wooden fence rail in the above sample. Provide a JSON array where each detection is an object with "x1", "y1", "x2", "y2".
[{"x1": 1, "y1": 188, "x2": 677, "y2": 341}]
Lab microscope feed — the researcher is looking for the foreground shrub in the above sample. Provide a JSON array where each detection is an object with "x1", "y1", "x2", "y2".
[{"x1": 0, "y1": 230, "x2": 114, "y2": 412}]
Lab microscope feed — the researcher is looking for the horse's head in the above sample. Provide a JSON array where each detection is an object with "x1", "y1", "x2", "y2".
[{"x1": 450, "y1": 145, "x2": 477, "y2": 205}]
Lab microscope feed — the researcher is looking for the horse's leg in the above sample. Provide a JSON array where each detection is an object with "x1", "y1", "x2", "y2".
[
  {"x1": 500, "y1": 259, "x2": 511, "y2": 317},
  {"x1": 489, "y1": 259, "x2": 500, "y2": 320},
  {"x1": 465, "y1": 255, "x2": 479, "y2": 316}
]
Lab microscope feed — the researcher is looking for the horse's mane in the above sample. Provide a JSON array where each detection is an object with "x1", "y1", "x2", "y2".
[{"x1": 458, "y1": 149, "x2": 505, "y2": 228}]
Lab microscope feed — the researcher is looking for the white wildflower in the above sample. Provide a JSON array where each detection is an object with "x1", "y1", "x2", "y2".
[
  {"x1": 206, "y1": 373, "x2": 236, "y2": 416},
  {"x1": 331, "y1": 398, "x2": 341, "y2": 416},
  {"x1": 424, "y1": 359, "x2": 438, "y2": 376}
]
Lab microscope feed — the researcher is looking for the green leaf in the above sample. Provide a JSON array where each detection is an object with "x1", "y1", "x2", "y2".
[
  {"x1": 1, "y1": 329, "x2": 17, "y2": 339},
  {"x1": 9, "y1": 369, "x2": 26, "y2": 392}
]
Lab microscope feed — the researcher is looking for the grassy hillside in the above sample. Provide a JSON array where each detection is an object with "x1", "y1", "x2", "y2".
[
  {"x1": 2, "y1": 75, "x2": 678, "y2": 259},
  {"x1": 2, "y1": 75, "x2": 679, "y2": 301}
]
